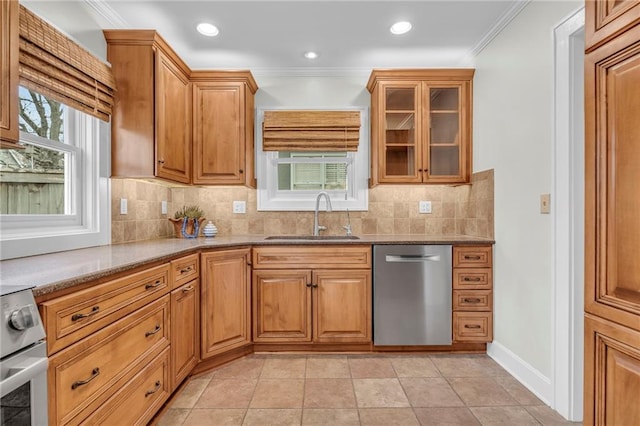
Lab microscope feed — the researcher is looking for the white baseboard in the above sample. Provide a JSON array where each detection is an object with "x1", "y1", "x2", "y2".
[{"x1": 487, "y1": 341, "x2": 553, "y2": 405}]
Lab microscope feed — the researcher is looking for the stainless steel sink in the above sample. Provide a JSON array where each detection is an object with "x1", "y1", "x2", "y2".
[{"x1": 264, "y1": 235, "x2": 360, "y2": 240}]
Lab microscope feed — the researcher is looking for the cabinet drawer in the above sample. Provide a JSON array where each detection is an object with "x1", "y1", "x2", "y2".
[
  {"x1": 453, "y1": 268, "x2": 492, "y2": 290},
  {"x1": 49, "y1": 295, "x2": 169, "y2": 425},
  {"x1": 453, "y1": 246, "x2": 492, "y2": 268},
  {"x1": 81, "y1": 347, "x2": 170, "y2": 426},
  {"x1": 170, "y1": 253, "x2": 199, "y2": 289},
  {"x1": 253, "y1": 245, "x2": 371, "y2": 269},
  {"x1": 41, "y1": 264, "x2": 170, "y2": 355},
  {"x1": 453, "y1": 290, "x2": 492, "y2": 311},
  {"x1": 453, "y1": 312, "x2": 493, "y2": 342}
]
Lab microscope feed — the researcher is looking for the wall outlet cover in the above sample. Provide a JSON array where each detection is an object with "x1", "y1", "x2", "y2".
[
  {"x1": 419, "y1": 200, "x2": 432, "y2": 214},
  {"x1": 161, "y1": 200, "x2": 167, "y2": 215},
  {"x1": 233, "y1": 200, "x2": 246, "y2": 214},
  {"x1": 120, "y1": 198, "x2": 128, "y2": 215}
]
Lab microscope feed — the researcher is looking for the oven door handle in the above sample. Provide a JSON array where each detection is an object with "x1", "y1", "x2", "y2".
[{"x1": 0, "y1": 355, "x2": 48, "y2": 397}]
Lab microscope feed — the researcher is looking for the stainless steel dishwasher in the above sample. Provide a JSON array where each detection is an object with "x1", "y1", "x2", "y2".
[{"x1": 373, "y1": 244, "x2": 452, "y2": 345}]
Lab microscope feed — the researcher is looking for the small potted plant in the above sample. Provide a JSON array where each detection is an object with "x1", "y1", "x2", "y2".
[{"x1": 169, "y1": 205, "x2": 206, "y2": 238}]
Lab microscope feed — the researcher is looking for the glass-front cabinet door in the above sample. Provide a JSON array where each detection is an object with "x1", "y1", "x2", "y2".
[
  {"x1": 367, "y1": 69, "x2": 473, "y2": 185},
  {"x1": 381, "y1": 82, "x2": 422, "y2": 183},
  {"x1": 425, "y1": 84, "x2": 462, "y2": 181}
]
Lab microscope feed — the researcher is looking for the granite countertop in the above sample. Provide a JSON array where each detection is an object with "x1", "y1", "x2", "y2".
[{"x1": 0, "y1": 234, "x2": 494, "y2": 297}]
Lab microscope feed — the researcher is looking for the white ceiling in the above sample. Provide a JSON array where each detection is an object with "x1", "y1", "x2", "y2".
[{"x1": 22, "y1": 0, "x2": 529, "y2": 75}]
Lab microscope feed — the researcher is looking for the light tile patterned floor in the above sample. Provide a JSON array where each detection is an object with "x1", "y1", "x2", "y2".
[{"x1": 156, "y1": 353, "x2": 580, "y2": 426}]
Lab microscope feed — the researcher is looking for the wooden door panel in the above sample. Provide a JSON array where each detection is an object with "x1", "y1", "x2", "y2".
[
  {"x1": 0, "y1": 0, "x2": 19, "y2": 146},
  {"x1": 170, "y1": 280, "x2": 199, "y2": 391},
  {"x1": 155, "y1": 50, "x2": 191, "y2": 183},
  {"x1": 313, "y1": 270, "x2": 371, "y2": 343},
  {"x1": 585, "y1": 26, "x2": 640, "y2": 331},
  {"x1": 584, "y1": 315, "x2": 640, "y2": 425},
  {"x1": 192, "y1": 82, "x2": 245, "y2": 184},
  {"x1": 200, "y1": 249, "x2": 250, "y2": 358},
  {"x1": 252, "y1": 270, "x2": 312, "y2": 342},
  {"x1": 586, "y1": 0, "x2": 640, "y2": 51}
]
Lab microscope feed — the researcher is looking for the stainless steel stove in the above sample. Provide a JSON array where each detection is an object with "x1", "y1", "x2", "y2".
[{"x1": 0, "y1": 287, "x2": 48, "y2": 426}]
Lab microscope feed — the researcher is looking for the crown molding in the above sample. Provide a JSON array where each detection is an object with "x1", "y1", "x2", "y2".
[
  {"x1": 461, "y1": 0, "x2": 531, "y2": 64},
  {"x1": 249, "y1": 67, "x2": 373, "y2": 78},
  {"x1": 83, "y1": 0, "x2": 130, "y2": 28}
]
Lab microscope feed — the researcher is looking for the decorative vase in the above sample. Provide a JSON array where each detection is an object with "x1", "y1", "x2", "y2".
[
  {"x1": 203, "y1": 221, "x2": 218, "y2": 238},
  {"x1": 168, "y1": 217, "x2": 206, "y2": 238}
]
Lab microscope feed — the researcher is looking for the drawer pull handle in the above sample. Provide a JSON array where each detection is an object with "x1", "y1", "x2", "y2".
[
  {"x1": 306, "y1": 283, "x2": 312, "y2": 288},
  {"x1": 182, "y1": 285, "x2": 194, "y2": 293},
  {"x1": 312, "y1": 284, "x2": 318, "y2": 288},
  {"x1": 463, "y1": 277, "x2": 482, "y2": 282},
  {"x1": 180, "y1": 266, "x2": 193, "y2": 274},
  {"x1": 145, "y1": 381, "x2": 162, "y2": 397},
  {"x1": 145, "y1": 325, "x2": 161, "y2": 337},
  {"x1": 145, "y1": 280, "x2": 163, "y2": 290},
  {"x1": 71, "y1": 306, "x2": 100, "y2": 321},
  {"x1": 463, "y1": 255, "x2": 482, "y2": 260},
  {"x1": 464, "y1": 324, "x2": 482, "y2": 329},
  {"x1": 71, "y1": 368, "x2": 100, "y2": 390},
  {"x1": 463, "y1": 297, "x2": 482, "y2": 303}
]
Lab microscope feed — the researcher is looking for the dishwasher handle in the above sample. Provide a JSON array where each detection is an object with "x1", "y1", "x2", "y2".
[{"x1": 385, "y1": 254, "x2": 441, "y2": 263}]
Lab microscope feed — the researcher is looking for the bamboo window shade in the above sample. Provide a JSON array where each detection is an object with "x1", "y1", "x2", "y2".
[
  {"x1": 18, "y1": 5, "x2": 116, "y2": 121},
  {"x1": 262, "y1": 110, "x2": 361, "y2": 152}
]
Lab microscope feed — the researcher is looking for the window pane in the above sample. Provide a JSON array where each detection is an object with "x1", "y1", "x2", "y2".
[
  {"x1": 0, "y1": 88, "x2": 68, "y2": 215},
  {"x1": 276, "y1": 152, "x2": 348, "y2": 191}
]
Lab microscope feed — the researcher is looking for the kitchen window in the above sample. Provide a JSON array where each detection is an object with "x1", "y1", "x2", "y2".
[
  {"x1": 256, "y1": 107, "x2": 369, "y2": 211},
  {"x1": 0, "y1": 87, "x2": 109, "y2": 260}
]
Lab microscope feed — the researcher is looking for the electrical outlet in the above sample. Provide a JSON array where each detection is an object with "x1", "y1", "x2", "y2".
[
  {"x1": 233, "y1": 200, "x2": 246, "y2": 214},
  {"x1": 540, "y1": 194, "x2": 551, "y2": 214},
  {"x1": 161, "y1": 200, "x2": 167, "y2": 215},
  {"x1": 120, "y1": 198, "x2": 128, "y2": 215},
  {"x1": 419, "y1": 200, "x2": 432, "y2": 214}
]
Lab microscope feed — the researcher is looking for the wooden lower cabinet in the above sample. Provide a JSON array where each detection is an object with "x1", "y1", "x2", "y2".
[
  {"x1": 170, "y1": 279, "x2": 199, "y2": 391},
  {"x1": 48, "y1": 295, "x2": 170, "y2": 425},
  {"x1": 452, "y1": 245, "x2": 493, "y2": 343},
  {"x1": 584, "y1": 314, "x2": 640, "y2": 425},
  {"x1": 81, "y1": 347, "x2": 170, "y2": 426},
  {"x1": 252, "y1": 245, "x2": 372, "y2": 345},
  {"x1": 200, "y1": 248, "x2": 251, "y2": 358}
]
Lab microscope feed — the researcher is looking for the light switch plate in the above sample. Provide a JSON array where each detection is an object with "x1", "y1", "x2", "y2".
[
  {"x1": 233, "y1": 201, "x2": 246, "y2": 214},
  {"x1": 161, "y1": 200, "x2": 167, "y2": 215},
  {"x1": 540, "y1": 194, "x2": 551, "y2": 214},
  {"x1": 419, "y1": 200, "x2": 432, "y2": 214},
  {"x1": 120, "y1": 198, "x2": 128, "y2": 215}
]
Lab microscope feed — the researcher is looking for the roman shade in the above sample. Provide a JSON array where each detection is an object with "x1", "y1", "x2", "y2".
[
  {"x1": 18, "y1": 5, "x2": 116, "y2": 121},
  {"x1": 262, "y1": 110, "x2": 360, "y2": 152}
]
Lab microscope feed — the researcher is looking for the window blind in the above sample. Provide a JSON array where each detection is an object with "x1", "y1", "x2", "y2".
[
  {"x1": 18, "y1": 5, "x2": 116, "y2": 121},
  {"x1": 263, "y1": 110, "x2": 360, "y2": 152}
]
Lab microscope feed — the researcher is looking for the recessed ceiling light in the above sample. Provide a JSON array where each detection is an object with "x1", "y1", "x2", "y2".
[
  {"x1": 304, "y1": 51, "x2": 319, "y2": 59},
  {"x1": 197, "y1": 22, "x2": 219, "y2": 37},
  {"x1": 390, "y1": 21, "x2": 412, "y2": 35}
]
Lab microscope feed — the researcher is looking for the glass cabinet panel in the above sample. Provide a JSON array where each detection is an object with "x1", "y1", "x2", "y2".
[
  {"x1": 428, "y1": 87, "x2": 460, "y2": 176},
  {"x1": 384, "y1": 87, "x2": 417, "y2": 177}
]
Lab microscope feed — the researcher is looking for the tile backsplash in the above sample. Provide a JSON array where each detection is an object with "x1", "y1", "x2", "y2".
[{"x1": 110, "y1": 169, "x2": 494, "y2": 244}]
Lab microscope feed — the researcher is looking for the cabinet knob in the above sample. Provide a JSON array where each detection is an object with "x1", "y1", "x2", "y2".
[
  {"x1": 158, "y1": 159, "x2": 165, "y2": 164},
  {"x1": 239, "y1": 169, "x2": 244, "y2": 174}
]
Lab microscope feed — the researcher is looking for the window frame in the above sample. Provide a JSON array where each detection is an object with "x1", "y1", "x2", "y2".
[
  {"x1": 256, "y1": 107, "x2": 369, "y2": 211},
  {"x1": 0, "y1": 100, "x2": 110, "y2": 260}
]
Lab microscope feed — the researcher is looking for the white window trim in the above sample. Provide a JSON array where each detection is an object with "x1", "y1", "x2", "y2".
[
  {"x1": 0, "y1": 113, "x2": 110, "y2": 260},
  {"x1": 256, "y1": 107, "x2": 369, "y2": 211}
]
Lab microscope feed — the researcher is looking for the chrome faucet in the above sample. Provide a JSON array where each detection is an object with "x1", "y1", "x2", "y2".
[{"x1": 313, "y1": 192, "x2": 333, "y2": 236}]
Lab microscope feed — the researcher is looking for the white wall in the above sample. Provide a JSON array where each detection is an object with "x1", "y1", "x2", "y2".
[
  {"x1": 254, "y1": 75, "x2": 370, "y2": 109},
  {"x1": 472, "y1": 0, "x2": 582, "y2": 399}
]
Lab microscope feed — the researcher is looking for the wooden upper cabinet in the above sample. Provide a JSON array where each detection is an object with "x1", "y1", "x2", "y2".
[
  {"x1": 585, "y1": 22, "x2": 640, "y2": 335},
  {"x1": 584, "y1": 7, "x2": 640, "y2": 425},
  {"x1": 585, "y1": 0, "x2": 640, "y2": 51},
  {"x1": 155, "y1": 49, "x2": 191, "y2": 183},
  {"x1": 0, "y1": 0, "x2": 20, "y2": 148},
  {"x1": 191, "y1": 72, "x2": 258, "y2": 187},
  {"x1": 105, "y1": 30, "x2": 191, "y2": 183},
  {"x1": 367, "y1": 69, "x2": 473, "y2": 186}
]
